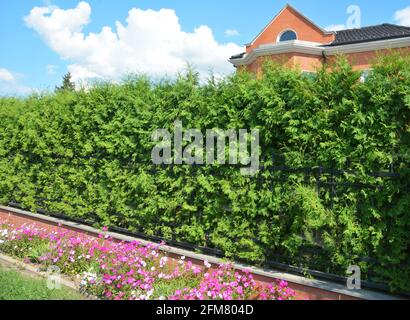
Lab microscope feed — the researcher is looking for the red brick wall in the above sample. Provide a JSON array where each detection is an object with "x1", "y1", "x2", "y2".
[
  {"x1": 246, "y1": 6, "x2": 335, "y2": 53},
  {"x1": 240, "y1": 53, "x2": 323, "y2": 74},
  {"x1": 239, "y1": 47, "x2": 410, "y2": 75},
  {"x1": 327, "y1": 47, "x2": 410, "y2": 71}
]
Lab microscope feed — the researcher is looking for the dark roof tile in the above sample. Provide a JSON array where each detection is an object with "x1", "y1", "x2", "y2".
[
  {"x1": 230, "y1": 52, "x2": 246, "y2": 60},
  {"x1": 329, "y1": 23, "x2": 410, "y2": 46}
]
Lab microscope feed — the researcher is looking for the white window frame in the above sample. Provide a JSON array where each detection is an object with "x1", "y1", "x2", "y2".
[{"x1": 277, "y1": 29, "x2": 298, "y2": 43}]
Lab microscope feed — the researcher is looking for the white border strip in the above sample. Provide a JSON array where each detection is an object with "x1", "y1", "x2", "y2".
[
  {"x1": 231, "y1": 40, "x2": 324, "y2": 66},
  {"x1": 230, "y1": 37, "x2": 410, "y2": 67},
  {"x1": 325, "y1": 36, "x2": 410, "y2": 54},
  {"x1": 0, "y1": 205, "x2": 403, "y2": 301}
]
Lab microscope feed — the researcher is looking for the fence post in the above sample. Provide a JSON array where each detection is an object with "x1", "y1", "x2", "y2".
[
  {"x1": 330, "y1": 168, "x2": 335, "y2": 210},
  {"x1": 316, "y1": 167, "x2": 322, "y2": 197}
]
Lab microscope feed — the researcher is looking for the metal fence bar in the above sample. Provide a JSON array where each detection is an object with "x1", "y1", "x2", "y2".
[{"x1": 3, "y1": 151, "x2": 407, "y2": 293}]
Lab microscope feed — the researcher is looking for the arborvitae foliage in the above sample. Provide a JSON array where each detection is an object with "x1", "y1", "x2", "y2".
[
  {"x1": 55, "y1": 72, "x2": 76, "y2": 92},
  {"x1": 0, "y1": 54, "x2": 409, "y2": 292}
]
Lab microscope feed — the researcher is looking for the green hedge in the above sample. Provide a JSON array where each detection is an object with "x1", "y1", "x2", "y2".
[{"x1": 0, "y1": 55, "x2": 409, "y2": 292}]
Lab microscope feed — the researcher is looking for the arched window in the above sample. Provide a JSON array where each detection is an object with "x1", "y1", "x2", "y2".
[{"x1": 278, "y1": 30, "x2": 297, "y2": 42}]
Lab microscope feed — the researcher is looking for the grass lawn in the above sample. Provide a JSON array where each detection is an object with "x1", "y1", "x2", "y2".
[{"x1": 0, "y1": 266, "x2": 85, "y2": 300}]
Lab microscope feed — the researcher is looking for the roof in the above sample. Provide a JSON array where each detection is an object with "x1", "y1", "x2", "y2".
[
  {"x1": 230, "y1": 52, "x2": 246, "y2": 60},
  {"x1": 230, "y1": 23, "x2": 410, "y2": 60},
  {"x1": 329, "y1": 23, "x2": 410, "y2": 46}
]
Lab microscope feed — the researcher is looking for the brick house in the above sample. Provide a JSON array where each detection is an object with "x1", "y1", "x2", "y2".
[{"x1": 229, "y1": 4, "x2": 410, "y2": 76}]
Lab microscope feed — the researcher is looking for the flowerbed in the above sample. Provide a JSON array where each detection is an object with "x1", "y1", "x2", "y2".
[{"x1": 0, "y1": 220, "x2": 295, "y2": 300}]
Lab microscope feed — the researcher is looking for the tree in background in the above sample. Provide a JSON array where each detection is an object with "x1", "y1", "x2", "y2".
[{"x1": 55, "y1": 72, "x2": 76, "y2": 92}]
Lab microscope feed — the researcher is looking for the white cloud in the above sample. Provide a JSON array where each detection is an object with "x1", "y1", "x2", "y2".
[
  {"x1": 394, "y1": 6, "x2": 410, "y2": 26},
  {"x1": 24, "y1": 2, "x2": 243, "y2": 83},
  {"x1": 46, "y1": 64, "x2": 57, "y2": 75},
  {"x1": 0, "y1": 83, "x2": 33, "y2": 96},
  {"x1": 0, "y1": 68, "x2": 32, "y2": 95},
  {"x1": 225, "y1": 29, "x2": 240, "y2": 37},
  {"x1": 0, "y1": 68, "x2": 15, "y2": 82},
  {"x1": 325, "y1": 24, "x2": 346, "y2": 32}
]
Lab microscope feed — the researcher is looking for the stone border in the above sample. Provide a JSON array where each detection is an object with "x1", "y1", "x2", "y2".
[
  {"x1": 0, "y1": 205, "x2": 402, "y2": 301},
  {"x1": 0, "y1": 252, "x2": 79, "y2": 292}
]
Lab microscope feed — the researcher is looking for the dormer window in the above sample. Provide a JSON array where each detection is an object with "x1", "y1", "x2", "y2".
[{"x1": 278, "y1": 30, "x2": 297, "y2": 42}]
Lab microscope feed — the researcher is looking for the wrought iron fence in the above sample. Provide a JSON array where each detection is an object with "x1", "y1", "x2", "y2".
[{"x1": 3, "y1": 151, "x2": 407, "y2": 294}]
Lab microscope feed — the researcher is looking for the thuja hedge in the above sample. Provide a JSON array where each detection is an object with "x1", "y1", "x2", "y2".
[{"x1": 0, "y1": 54, "x2": 409, "y2": 292}]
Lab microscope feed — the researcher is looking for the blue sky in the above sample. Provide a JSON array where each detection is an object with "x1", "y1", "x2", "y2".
[{"x1": 1, "y1": 0, "x2": 410, "y2": 95}]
